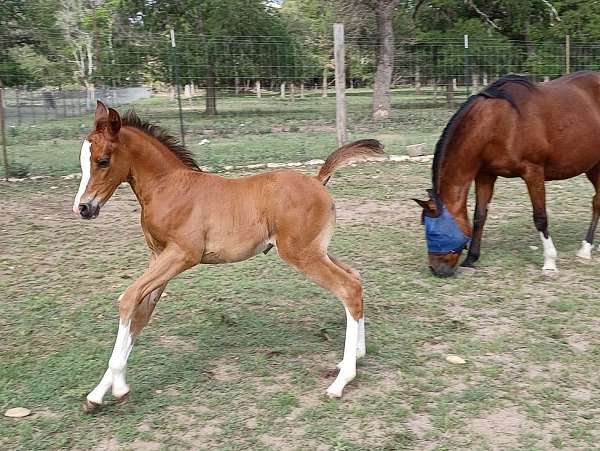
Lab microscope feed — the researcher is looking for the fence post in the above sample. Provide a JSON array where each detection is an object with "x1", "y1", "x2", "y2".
[
  {"x1": 0, "y1": 81, "x2": 9, "y2": 181},
  {"x1": 170, "y1": 28, "x2": 186, "y2": 146},
  {"x1": 463, "y1": 35, "x2": 470, "y2": 98},
  {"x1": 565, "y1": 35, "x2": 571, "y2": 75},
  {"x1": 334, "y1": 23, "x2": 347, "y2": 147}
]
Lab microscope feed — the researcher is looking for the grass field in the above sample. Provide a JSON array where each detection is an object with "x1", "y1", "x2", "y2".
[
  {"x1": 3, "y1": 92, "x2": 600, "y2": 450},
  {"x1": 2, "y1": 157, "x2": 600, "y2": 450}
]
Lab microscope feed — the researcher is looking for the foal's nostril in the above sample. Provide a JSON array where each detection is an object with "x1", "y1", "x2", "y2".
[{"x1": 79, "y1": 203, "x2": 91, "y2": 218}]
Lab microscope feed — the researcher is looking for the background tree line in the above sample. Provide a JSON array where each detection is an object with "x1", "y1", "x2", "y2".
[{"x1": 2, "y1": 0, "x2": 599, "y2": 118}]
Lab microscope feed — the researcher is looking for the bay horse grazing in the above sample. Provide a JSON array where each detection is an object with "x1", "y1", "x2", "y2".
[
  {"x1": 414, "y1": 71, "x2": 600, "y2": 277},
  {"x1": 74, "y1": 101, "x2": 384, "y2": 411}
]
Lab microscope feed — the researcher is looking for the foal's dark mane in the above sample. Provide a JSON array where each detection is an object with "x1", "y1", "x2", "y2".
[
  {"x1": 432, "y1": 74, "x2": 536, "y2": 191},
  {"x1": 121, "y1": 110, "x2": 200, "y2": 171}
]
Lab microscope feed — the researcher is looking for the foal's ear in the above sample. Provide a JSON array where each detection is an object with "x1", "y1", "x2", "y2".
[
  {"x1": 107, "y1": 107, "x2": 121, "y2": 137},
  {"x1": 94, "y1": 100, "x2": 109, "y2": 130}
]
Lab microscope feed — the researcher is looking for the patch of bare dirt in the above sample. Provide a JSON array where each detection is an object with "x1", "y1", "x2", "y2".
[
  {"x1": 467, "y1": 406, "x2": 561, "y2": 450},
  {"x1": 470, "y1": 406, "x2": 526, "y2": 448},
  {"x1": 406, "y1": 413, "x2": 433, "y2": 438},
  {"x1": 335, "y1": 198, "x2": 404, "y2": 224},
  {"x1": 157, "y1": 334, "x2": 195, "y2": 352}
]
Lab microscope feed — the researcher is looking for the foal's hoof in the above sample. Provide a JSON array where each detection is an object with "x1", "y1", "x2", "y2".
[
  {"x1": 325, "y1": 388, "x2": 343, "y2": 399},
  {"x1": 115, "y1": 392, "x2": 130, "y2": 405},
  {"x1": 542, "y1": 267, "x2": 559, "y2": 276},
  {"x1": 83, "y1": 399, "x2": 101, "y2": 413}
]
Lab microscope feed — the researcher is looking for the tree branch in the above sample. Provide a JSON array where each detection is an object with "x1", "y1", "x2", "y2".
[
  {"x1": 540, "y1": 0, "x2": 561, "y2": 22},
  {"x1": 466, "y1": 0, "x2": 501, "y2": 30}
]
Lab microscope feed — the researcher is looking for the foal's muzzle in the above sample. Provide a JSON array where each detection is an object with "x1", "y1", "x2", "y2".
[{"x1": 78, "y1": 202, "x2": 100, "y2": 219}]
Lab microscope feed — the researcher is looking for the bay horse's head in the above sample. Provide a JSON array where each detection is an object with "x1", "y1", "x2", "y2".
[
  {"x1": 413, "y1": 190, "x2": 471, "y2": 277},
  {"x1": 73, "y1": 101, "x2": 128, "y2": 219}
]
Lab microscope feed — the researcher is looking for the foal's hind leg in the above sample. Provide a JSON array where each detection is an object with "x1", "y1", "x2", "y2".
[
  {"x1": 279, "y1": 247, "x2": 363, "y2": 398},
  {"x1": 329, "y1": 254, "x2": 365, "y2": 362},
  {"x1": 577, "y1": 167, "x2": 600, "y2": 259}
]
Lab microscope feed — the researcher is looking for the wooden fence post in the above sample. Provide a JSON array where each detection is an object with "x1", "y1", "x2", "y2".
[
  {"x1": 0, "y1": 80, "x2": 9, "y2": 181},
  {"x1": 565, "y1": 34, "x2": 571, "y2": 75},
  {"x1": 334, "y1": 23, "x2": 347, "y2": 147}
]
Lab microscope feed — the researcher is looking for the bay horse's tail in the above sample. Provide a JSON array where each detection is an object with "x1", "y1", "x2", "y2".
[{"x1": 317, "y1": 139, "x2": 385, "y2": 185}]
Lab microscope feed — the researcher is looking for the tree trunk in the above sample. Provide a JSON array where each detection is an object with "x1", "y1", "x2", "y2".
[
  {"x1": 300, "y1": 82, "x2": 305, "y2": 99},
  {"x1": 372, "y1": 1, "x2": 398, "y2": 120},
  {"x1": 290, "y1": 83, "x2": 296, "y2": 102},
  {"x1": 234, "y1": 74, "x2": 240, "y2": 96},
  {"x1": 255, "y1": 80, "x2": 261, "y2": 98},
  {"x1": 446, "y1": 78, "x2": 454, "y2": 107},
  {"x1": 280, "y1": 82, "x2": 286, "y2": 98},
  {"x1": 432, "y1": 78, "x2": 438, "y2": 104},
  {"x1": 415, "y1": 65, "x2": 421, "y2": 94},
  {"x1": 205, "y1": 67, "x2": 217, "y2": 115},
  {"x1": 483, "y1": 72, "x2": 488, "y2": 86},
  {"x1": 322, "y1": 66, "x2": 328, "y2": 97}
]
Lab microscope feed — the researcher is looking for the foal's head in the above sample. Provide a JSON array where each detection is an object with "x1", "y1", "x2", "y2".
[
  {"x1": 73, "y1": 101, "x2": 129, "y2": 219},
  {"x1": 414, "y1": 190, "x2": 470, "y2": 277}
]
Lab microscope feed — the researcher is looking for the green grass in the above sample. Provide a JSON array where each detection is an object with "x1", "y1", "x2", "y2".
[{"x1": 2, "y1": 159, "x2": 600, "y2": 449}]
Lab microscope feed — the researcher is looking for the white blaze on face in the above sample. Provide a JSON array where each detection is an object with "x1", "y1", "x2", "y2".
[{"x1": 72, "y1": 140, "x2": 92, "y2": 214}]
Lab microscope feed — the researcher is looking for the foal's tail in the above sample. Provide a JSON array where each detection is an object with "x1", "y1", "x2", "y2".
[{"x1": 316, "y1": 139, "x2": 385, "y2": 185}]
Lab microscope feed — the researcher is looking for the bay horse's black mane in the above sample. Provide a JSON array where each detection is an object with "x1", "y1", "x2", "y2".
[
  {"x1": 432, "y1": 74, "x2": 536, "y2": 190},
  {"x1": 121, "y1": 110, "x2": 201, "y2": 171}
]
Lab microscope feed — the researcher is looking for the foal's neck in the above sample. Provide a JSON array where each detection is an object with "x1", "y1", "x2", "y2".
[{"x1": 122, "y1": 127, "x2": 193, "y2": 204}]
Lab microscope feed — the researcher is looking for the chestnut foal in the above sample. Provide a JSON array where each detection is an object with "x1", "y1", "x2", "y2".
[{"x1": 74, "y1": 102, "x2": 384, "y2": 411}]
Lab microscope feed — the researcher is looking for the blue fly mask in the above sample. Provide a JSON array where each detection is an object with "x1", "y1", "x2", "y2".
[{"x1": 423, "y1": 193, "x2": 470, "y2": 254}]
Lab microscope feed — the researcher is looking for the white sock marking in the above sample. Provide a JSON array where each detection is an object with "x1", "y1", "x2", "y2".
[
  {"x1": 540, "y1": 232, "x2": 558, "y2": 272},
  {"x1": 73, "y1": 140, "x2": 92, "y2": 214},
  {"x1": 327, "y1": 307, "x2": 359, "y2": 398},
  {"x1": 87, "y1": 320, "x2": 133, "y2": 404},
  {"x1": 576, "y1": 240, "x2": 593, "y2": 260},
  {"x1": 357, "y1": 318, "x2": 366, "y2": 359}
]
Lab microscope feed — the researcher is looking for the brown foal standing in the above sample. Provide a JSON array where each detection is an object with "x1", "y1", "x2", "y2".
[{"x1": 74, "y1": 101, "x2": 384, "y2": 411}]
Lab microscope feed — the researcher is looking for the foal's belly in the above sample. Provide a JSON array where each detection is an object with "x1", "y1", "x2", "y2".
[{"x1": 201, "y1": 233, "x2": 273, "y2": 264}]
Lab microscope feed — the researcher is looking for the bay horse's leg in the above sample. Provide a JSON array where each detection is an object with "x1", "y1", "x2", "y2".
[
  {"x1": 279, "y1": 248, "x2": 363, "y2": 398},
  {"x1": 84, "y1": 247, "x2": 192, "y2": 411},
  {"x1": 329, "y1": 254, "x2": 365, "y2": 362},
  {"x1": 576, "y1": 168, "x2": 600, "y2": 259},
  {"x1": 523, "y1": 168, "x2": 558, "y2": 273},
  {"x1": 461, "y1": 173, "x2": 497, "y2": 268}
]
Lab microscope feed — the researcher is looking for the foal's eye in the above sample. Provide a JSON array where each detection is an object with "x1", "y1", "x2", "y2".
[{"x1": 97, "y1": 157, "x2": 110, "y2": 168}]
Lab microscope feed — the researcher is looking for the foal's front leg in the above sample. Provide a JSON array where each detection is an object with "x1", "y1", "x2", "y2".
[
  {"x1": 523, "y1": 168, "x2": 558, "y2": 273},
  {"x1": 85, "y1": 247, "x2": 192, "y2": 411}
]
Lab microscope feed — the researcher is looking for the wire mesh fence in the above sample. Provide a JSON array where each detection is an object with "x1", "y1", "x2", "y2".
[{"x1": 2, "y1": 33, "x2": 600, "y2": 177}]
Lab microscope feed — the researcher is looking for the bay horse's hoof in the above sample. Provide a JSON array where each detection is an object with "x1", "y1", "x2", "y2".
[
  {"x1": 83, "y1": 399, "x2": 101, "y2": 413},
  {"x1": 576, "y1": 241, "x2": 593, "y2": 260}
]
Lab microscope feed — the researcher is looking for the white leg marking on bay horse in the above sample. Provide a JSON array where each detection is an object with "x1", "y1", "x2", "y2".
[
  {"x1": 86, "y1": 320, "x2": 133, "y2": 404},
  {"x1": 72, "y1": 140, "x2": 92, "y2": 214},
  {"x1": 540, "y1": 232, "x2": 558, "y2": 273},
  {"x1": 576, "y1": 240, "x2": 593, "y2": 260},
  {"x1": 327, "y1": 307, "x2": 359, "y2": 398}
]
